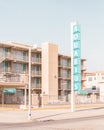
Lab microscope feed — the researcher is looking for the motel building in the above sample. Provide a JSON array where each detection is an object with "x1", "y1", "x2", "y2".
[
  {"x1": 0, "y1": 42, "x2": 86, "y2": 107},
  {"x1": 85, "y1": 71, "x2": 104, "y2": 103}
]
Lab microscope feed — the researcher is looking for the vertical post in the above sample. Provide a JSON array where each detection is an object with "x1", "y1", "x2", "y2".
[
  {"x1": 24, "y1": 87, "x2": 27, "y2": 106},
  {"x1": 2, "y1": 89, "x2": 4, "y2": 107},
  {"x1": 28, "y1": 47, "x2": 31, "y2": 120},
  {"x1": 71, "y1": 22, "x2": 74, "y2": 112},
  {"x1": 41, "y1": 92, "x2": 44, "y2": 108},
  {"x1": 71, "y1": 21, "x2": 78, "y2": 112}
]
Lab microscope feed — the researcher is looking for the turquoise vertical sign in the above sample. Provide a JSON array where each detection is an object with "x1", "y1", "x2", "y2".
[{"x1": 73, "y1": 24, "x2": 81, "y2": 91}]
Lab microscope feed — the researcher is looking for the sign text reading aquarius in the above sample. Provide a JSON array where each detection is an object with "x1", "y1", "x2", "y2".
[{"x1": 73, "y1": 24, "x2": 81, "y2": 91}]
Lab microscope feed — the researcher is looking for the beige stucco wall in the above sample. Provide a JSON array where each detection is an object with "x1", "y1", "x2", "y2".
[{"x1": 42, "y1": 43, "x2": 58, "y2": 101}]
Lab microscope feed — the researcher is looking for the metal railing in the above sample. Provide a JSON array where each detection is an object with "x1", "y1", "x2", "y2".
[
  {"x1": 31, "y1": 58, "x2": 41, "y2": 63},
  {"x1": 31, "y1": 84, "x2": 41, "y2": 89},
  {"x1": 31, "y1": 71, "x2": 41, "y2": 76},
  {"x1": 0, "y1": 74, "x2": 27, "y2": 83}
]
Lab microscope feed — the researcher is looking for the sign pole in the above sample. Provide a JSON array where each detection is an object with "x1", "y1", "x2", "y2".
[
  {"x1": 71, "y1": 21, "x2": 81, "y2": 112},
  {"x1": 71, "y1": 21, "x2": 75, "y2": 112},
  {"x1": 28, "y1": 47, "x2": 31, "y2": 120}
]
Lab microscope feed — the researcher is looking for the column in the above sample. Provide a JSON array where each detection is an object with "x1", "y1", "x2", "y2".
[
  {"x1": 24, "y1": 87, "x2": 27, "y2": 106},
  {"x1": 2, "y1": 89, "x2": 4, "y2": 106}
]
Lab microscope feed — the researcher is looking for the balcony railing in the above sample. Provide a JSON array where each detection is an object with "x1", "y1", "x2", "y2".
[
  {"x1": 0, "y1": 75, "x2": 25, "y2": 83},
  {"x1": 13, "y1": 55, "x2": 28, "y2": 62},
  {"x1": 58, "y1": 85, "x2": 71, "y2": 90},
  {"x1": 31, "y1": 58, "x2": 41, "y2": 63},
  {"x1": 58, "y1": 63, "x2": 71, "y2": 68},
  {"x1": 58, "y1": 73, "x2": 71, "y2": 79},
  {"x1": 0, "y1": 74, "x2": 28, "y2": 83},
  {"x1": 31, "y1": 84, "x2": 41, "y2": 89},
  {"x1": 0, "y1": 55, "x2": 13, "y2": 63},
  {"x1": 31, "y1": 71, "x2": 41, "y2": 76}
]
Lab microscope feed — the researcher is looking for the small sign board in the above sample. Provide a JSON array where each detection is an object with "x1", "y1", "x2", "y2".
[
  {"x1": 78, "y1": 90, "x2": 88, "y2": 95},
  {"x1": 3, "y1": 88, "x2": 16, "y2": 94}
]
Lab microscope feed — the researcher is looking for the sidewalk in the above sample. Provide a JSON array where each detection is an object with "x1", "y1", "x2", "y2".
[
  {"x1": 33, "y1": 108, "x2": 104, "y2": 122},
  {"x1": 0, "y1": 104, "x2": 104, "y2": 123}
]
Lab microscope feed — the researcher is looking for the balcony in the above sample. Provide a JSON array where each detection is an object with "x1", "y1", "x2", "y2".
[
  {"x1": 0, "y1": 65, "x2": 12, "y2": 74},
  {"x1": 31, "y1": 71, "x2": 41, "y2": 77},
  {"x1": 0, "y1": 55, "x2": 13, "y2": 63},
  {"x1": 12, "y1": 50, "x2": 28, "y2": 63},
  {"x1": 58, "y1": 63, "x2": 71, "y2": 69},
  {"x1": 31, "y1": 84, "x2": 41, "y2": 89},
  {"x1": 31, "y1": 58, "x2": 41, "y2": 64},
  {"x1": 58, "y1": 85, "x2": 71, "y2": 90},
  {"x1": 0, "y1": 74, "x2": 28, "y2": 83},
  {"x1": 13, "y1": 56, "x2": 28, "y2": 63},
  {"x1": 58, "y1": 73, "x2": 71, "y2": 79},
  {"x1": 0, "y1": 74, "x2": 28, "y2": 87}
]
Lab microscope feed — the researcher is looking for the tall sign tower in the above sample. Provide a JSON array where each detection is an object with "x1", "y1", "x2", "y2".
[{"x1": 71, "y1": 21, "x2": 81, "y2": 112}]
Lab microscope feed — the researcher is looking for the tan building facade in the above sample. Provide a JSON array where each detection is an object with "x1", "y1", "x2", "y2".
[
  {"x1": 42, "y1": 43, "x2": 58, "y2": 101},
  {"x1": 0, "y1": 42, "x2": 86, "y2": 106}
]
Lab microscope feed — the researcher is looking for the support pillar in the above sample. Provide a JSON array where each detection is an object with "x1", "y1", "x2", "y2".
[
  {"x1": 2, "y1": 89, "x2": 4, "y2": 106},
  {"x1": 24, "y1": 87, "x2": 27, "y2": 106}
]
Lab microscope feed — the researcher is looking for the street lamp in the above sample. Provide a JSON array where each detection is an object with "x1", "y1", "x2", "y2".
[{"x1": 28, "y1": 47, "x2": 31, "y2": 120}]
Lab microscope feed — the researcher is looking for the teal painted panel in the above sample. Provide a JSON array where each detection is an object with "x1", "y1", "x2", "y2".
[
  {"x1": 78, "y1": 90, "x2": 88, "y2": 95},
  {"x1": 4, "y1": 88, "x2": 16, "y2": 94}
]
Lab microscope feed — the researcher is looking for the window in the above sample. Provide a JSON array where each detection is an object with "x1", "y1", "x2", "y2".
[
  {"x1": 23, "y1": 64, "x2": 26, "y2": 72},
  {"x1": 36, "y1": 53, "x2": 40, "y2": 58},
  {"x1": 36, "y1": 78, "x2": 40, "y2": 84},
  {"x1": 94, "y1": 77, "x2": 96, "y2": 80},
  {"x1": 67, "y1": 59, "x2": 70, "y2": 66},
  {"x1": 5, "y1": 48, "x2": 9, "y2": 57},
  {"x1": 92, "y1": 86, "x2": 96, "y2": 90},
  {"x1": 36, "y1": 78, "x2": 40, "y2": 88},
  {"x1": 23, "y1": 51, "x2": 26, "y2": 61},
  {"x1": 88, "y1": 77, "x2": 92, "y2": 81},
  {"x1": 67, "y1": 81, "x2": 70, "y2": 89},
  {"x1": 36, "y1": 66, "x2": 40, "y2": 71},
  {"x1": 4, "y1": 61, "x2": 10, "y2": 72}
]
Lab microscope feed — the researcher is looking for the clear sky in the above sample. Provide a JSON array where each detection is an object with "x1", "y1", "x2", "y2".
[{"x1": 0, "y1": 0, "x2": 104, "y2": 72}]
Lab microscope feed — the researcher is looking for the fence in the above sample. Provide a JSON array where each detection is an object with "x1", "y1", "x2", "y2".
[
  {"x1": 0, "y1": 92, "x2": 104, "y2": 108},
  {"x1": 44, "y1": 94, "x2": 103, "y2": 104}
]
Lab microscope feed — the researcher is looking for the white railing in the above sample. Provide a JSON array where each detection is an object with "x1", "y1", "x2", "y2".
[{"x1": 0, "y1": 74, "x2": 27, "y2": 83}]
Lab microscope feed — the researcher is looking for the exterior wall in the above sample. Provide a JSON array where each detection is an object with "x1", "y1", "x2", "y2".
[
  {"x1": 85, "y1": 72, "x2": 104, "y2": 89},
  {"x1": 100, "y1": 84, "x2": 104, "y2": 102},
  {"x1": 85, "y1": 71, "x2": 104, "y2": 103},
  {"x1": 42, "y1": 43, "x2": 58, "y2": 101},
  {"x1": 85, "y1": 73, "x2": 99, "y2": 89},
  {"x1": 42, "y1": 43, "x2": 49, "y2": 95}
]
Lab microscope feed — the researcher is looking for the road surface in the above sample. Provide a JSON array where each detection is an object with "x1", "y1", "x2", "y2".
[{"x1": 0, "y1": 114, "x2": 104, "y2": 130}]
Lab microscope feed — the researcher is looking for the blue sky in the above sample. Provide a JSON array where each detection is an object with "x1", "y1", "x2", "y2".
[{"x1": 0, "y1": 0, "x2": 104, "y2": 71}]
